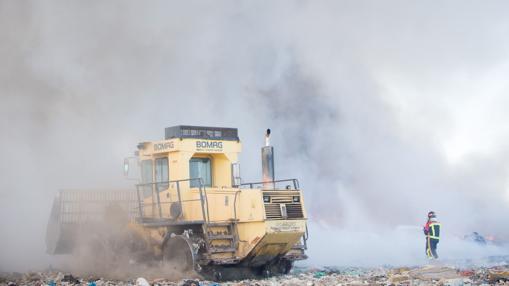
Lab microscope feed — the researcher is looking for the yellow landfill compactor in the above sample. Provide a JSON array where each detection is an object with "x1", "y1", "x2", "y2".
[{"x1": 46, "y1": 126, "x2": 308, "y2": 280}]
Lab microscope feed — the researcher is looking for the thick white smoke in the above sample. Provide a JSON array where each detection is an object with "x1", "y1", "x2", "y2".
[{"x1": 1, "y1": 0, "x2": 509, "y2": 272}]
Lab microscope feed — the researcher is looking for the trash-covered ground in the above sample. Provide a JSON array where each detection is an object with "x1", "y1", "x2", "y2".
[{"x1": 2, "y1": 264, "x2": 509, "y2": 286}]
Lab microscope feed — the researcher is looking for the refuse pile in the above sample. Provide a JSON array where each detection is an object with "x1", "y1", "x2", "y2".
[{"x1": 1, "y1": 264, "x2": 509, "y2": 286}]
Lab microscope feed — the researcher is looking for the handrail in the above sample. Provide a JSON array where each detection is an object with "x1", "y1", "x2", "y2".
[
  {"x1": 135, "y1": 178, "x2": 210, "y2": 223},
  {"x1": 303, "y1": 224, "x2": 309, "y2": 250},
  {"x1": 239, "y1": 178, "x2": 300, "y2": 190},
  {"x1": 135, "y1": 178, "x2": 204, "y2": 187},
  {"x1": 200, "y1": 180, "x2": 210, "y2": 222},
  {"x1": 135, "y1": 186, "x2": 143, "y2": 219}
]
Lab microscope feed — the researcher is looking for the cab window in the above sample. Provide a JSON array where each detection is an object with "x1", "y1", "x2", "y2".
[
  {"x1": 189, "y1": 157, "x2": 211, "y2": 187},
  {"x1": 155, "y1": 157, "x2": 169, "y2": 191},
  {"x1": 141, "y1": 160, "x2": 153, "y2": 197}
]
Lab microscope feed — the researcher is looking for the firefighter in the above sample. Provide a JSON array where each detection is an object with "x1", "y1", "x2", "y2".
[{"x1": 423, "y1": 211, "x2": 441, "y2": 259}]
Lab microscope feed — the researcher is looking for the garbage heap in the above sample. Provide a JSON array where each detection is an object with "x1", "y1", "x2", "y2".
[{"x1": 1, "y1": 264, "x2": 509, "y2": 286}]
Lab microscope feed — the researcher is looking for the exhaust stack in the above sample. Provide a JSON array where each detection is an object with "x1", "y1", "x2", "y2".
[{"x1": 262, "y1": 129, "x2": 275, "y2": 189}]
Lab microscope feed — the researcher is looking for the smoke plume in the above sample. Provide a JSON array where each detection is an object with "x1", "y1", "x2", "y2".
[{"x1": 1, "y1": 0, "x2": 509, "y2": 272}]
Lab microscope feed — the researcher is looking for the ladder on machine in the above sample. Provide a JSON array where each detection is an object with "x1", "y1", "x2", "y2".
[{"x1": 203, "y1": 221, "x2": 239, "y2": 264}]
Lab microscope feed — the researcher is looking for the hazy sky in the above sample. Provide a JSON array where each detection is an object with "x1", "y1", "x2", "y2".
[{"x1": 1, "y1": 1, "x2": 509, "y2": 271}]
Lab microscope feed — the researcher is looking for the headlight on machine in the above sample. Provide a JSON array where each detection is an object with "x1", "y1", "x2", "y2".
[
  {"x1": 293, "y1": 196, "x2": 300, "y2": 203},
  {"x1": 263, "y1": 195, "x2": 270, "y2": 203}
]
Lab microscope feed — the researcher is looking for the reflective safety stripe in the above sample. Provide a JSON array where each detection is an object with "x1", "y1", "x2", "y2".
[
  {"x1": 426, "y1": 238, "x2": 433, "y2": 257},
  {"x1": 429, "y1": 223, "x2": 441, "y2": 240}
]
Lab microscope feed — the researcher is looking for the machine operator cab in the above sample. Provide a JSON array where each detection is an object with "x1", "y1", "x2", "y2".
[
  {"x1": 139, "y1": 125, "x2": 240, "y2": 186},
  {"x1": 132, "y1": 125, "x2": 243, "y2": 222}
]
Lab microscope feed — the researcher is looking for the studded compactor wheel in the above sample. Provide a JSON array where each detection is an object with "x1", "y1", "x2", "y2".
[{"x1": 162, "y1": 235, "x2": 196, "y2": 273}]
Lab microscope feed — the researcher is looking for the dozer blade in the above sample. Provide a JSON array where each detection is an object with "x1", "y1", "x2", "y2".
[{"x1": 46, "y1": 189, "x2": 138, "y2": 255}]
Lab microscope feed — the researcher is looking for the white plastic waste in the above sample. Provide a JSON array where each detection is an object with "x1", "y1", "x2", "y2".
[{"x1": 136, "y1": 277, "x2": 150, "y2": 286}]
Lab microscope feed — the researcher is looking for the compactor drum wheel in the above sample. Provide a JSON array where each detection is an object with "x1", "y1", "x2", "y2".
[
  {"x1": 163, "y1": 235, "x2": 196, "y2": 273},
  {"x1": 259, "y1": 258, "x2": 294, "y2": 278},
  {"x1": 279, "y1": 259, "x2": 293, "y2": 275}
]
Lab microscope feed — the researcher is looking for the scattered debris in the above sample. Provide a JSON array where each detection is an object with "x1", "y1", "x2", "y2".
[
  {"x1": 408, "y1": 265, "x2": 461, "y2": 280},
  {"x1": 1, "y1": 264, "x2": 509, "y2": 286},
  {"x1": 182, "y1": 280, "x2": 201, "y2": 286},
  {"x1": 62, "y1": 274, "x2": 80, "y2": 284},
  {"x1": 464, "y1": 232, "x2": 487, "y2": 245},
  {"x1": 488, "y1": 266, "x2": 509, "y2": 283},
  {"x1": 136, "y1": 277, "x2": 150, "y2": 286},
  {"x1": 459, "y1": 269, "x2": 475, "y2": 277}
]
